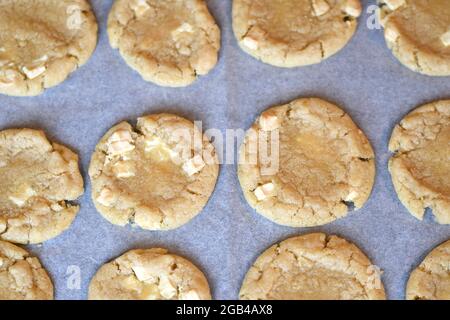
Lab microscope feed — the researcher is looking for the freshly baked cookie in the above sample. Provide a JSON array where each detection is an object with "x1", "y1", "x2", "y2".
[
  {"x1": 240, "y1": 233, "x2": 386, "y2": 300},
  {"x1": 389, "y1": 100, "x2": 450, "y2": 224},
  {"x1": 238, "y1": 98, "x2": 375, "y2": 227},
  {"x1": 406, "y1": 239, "x2": 450, "y2": 300},
  {"x1": 232, "y1": 0, "x2": 362, "y2": 67},
  {"x1": 0, "y1": 0, "x2": 98, "y2": 96},
  {"x1": 89, "y1": 248, "x2": 211, "y2": 300},
  {"x1": 107, "y1": 0, "x2": 220, "y2": 87},
  {"x1": 89, "y1": 114, "x2": 219, "y2": 230},
  {"x1": 379, "y1": 0, "x2": 450, "y2": 76},
  {"x1": 0, "y1": 240, "x2": 53, "y2": 300},
  {"x1": 0, "y1": 129, "x2": 84, "y2": 244}
]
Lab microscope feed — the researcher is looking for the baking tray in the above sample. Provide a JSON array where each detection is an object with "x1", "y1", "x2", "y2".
[{"x1": 0, "y1": 0, "x2": 449, "y2": 300}]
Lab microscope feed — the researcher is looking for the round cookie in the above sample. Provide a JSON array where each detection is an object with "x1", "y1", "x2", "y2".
[
  {"x1": 89, "y1": 248, "x2": 211, "y2": 300},
  {"x1": 238, "y1": 98, "x2": 375, "y2": 227},
  {"x1": 107, "y1": 0, "x2": 220, "y2": 87},
  {"x1": 0, "y1": 240, "x2": 53, "y2": 300},
  {"x1": 379, "y1": 0, "x2": 450, "y2": 76},
  {"x1": 240, "y1": 233, "x2": 386, "y2": 300},
  {"x1": 0, "y1": 129, "x2": 84, "y2": 244},
  {"x1": 232, "y1": 0, "x2": 362, "y2": 68},
  {"x1": 406, "y1": 239, "x2": 450, "y2": 300},
  {"x1": 0, "y1": 0, "x2": 98, "y2": 96},
  {"x1": 89, "y1": 114, "x2": 219, "y2": 230},
  {"x1": 388, "y1": 100, "x2": 450, "y2": 224}
]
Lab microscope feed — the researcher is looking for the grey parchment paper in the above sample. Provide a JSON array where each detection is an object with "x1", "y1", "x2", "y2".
[{"x1": 0, "y1": 0, "x2": 449, "y2": 300}]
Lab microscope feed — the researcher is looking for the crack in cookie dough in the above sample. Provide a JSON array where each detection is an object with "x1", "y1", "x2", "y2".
[
  {"x1": 406, "y1": 239, "x2": 450, "y2": 300},
  {"x1": 0, "y1": 0, "x2": 98, "y2": 96},
  {"x1": 240, "y1": 233, "x2": 386, "y2": 300},
  {"x1": 0, "y1": 240, "x2": 53, "y2": 300},
  {"x1": 107, "y1": 0, "x2": 220, "y2": 87},
  {"x1": 379, "y1": 0, "x2": 450, "y2": 76},
  {"x1": 88, "y1": 248, "x2": 211, "y2": 300},
  {"x1": 388, "y1": 100, "x2": 450, "y2": 224},
  {"x1": 232, "y1": 0, "x2": 362, "y2": 67},
  {"x1": 238, "y1": 98, "x2": 375, "y2": 227},
  {"x1": 89, "y1": 114, "x2": 219, "y2": 230},
  {"x1": 0, "y1": 129, "x2": 84, "y2": 244}
]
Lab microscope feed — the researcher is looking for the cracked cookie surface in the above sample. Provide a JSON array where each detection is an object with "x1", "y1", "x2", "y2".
[
  {"x1": 232, "y1": 0, "x2": 361, "y2": 67},
  {"x1": 238, "y1": 98, "x2": 375, "y2": 227},
  {"x1": 0, "y1": 0, "x2": 98, "y2": 96},
  {"x1": 0, "y1": 240, "x2": 53, "y2": 300},
  {"x1": 240, "y1": 233, "x2": 386, "y2": 300},
  {"x1": 388, "y1": 100, "x2": 450, "y2": 224},
  {"x1": 107, "y1": 0, "x2": 220, "y2": 87},
  {"x1": 379, "y1": 0, "x2": 450, "y2": 76},
  {"x1": 89, "y1": 248, "x2": 211, "y2": 300},
  {"x1": 0, "y1": 129, "x2": 84, "y2": 244},
  {"x1": 89, "y1": 114, "x2": 219, "y2": 230},
  {"x1": 406, "y1": 239, "x2": 450, "y2": 300}
]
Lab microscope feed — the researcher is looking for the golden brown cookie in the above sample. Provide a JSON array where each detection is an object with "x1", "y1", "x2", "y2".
[
  {"x1": 107, "y1": 0, "x2": 220, "y2": 87},
  {"x1": 0, "y1": 240, "x2": 53, "y2": 300},
  {"x1": 89, "y1": 248, "x2": 211, "y2": 300},
  {"x1": 240, "y1": 233, "x2": 386, "y2": 300},
  {"x1": 238, "y1": 98, "x2": 375, "y2": 227},
  {"x1": 0, "y1": 129, "x2": 84, "y2": 244},
  {"x1": 0, "y1": 0, "x2": 98, "y2": 96},
  {"x1": 379, "y1": 0, "x2": 450, "y2": 76},
  {"x1": 389, "y1": 100, "x2": 450, "y2": 224},
  {"x1": 406, "y1": 239, "x2": 450, "y2": 300},
  {"x1": 89, "y1": 114, "x2": 219, "y2": 230},
  {"x1": 232, "y1": 0, "x2": 362, "y2": 67}
]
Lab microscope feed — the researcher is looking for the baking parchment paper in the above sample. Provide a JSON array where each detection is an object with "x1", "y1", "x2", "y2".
[{"x1": 0, "y1": 0, "x2": 449, "y2": 300}]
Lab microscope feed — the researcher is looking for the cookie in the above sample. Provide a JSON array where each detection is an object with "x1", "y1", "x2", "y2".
[
  {"x1": 388, "y1": 100, "x2": 450, "y2": 224},
  {"x1": 406, "y1": 239, "x2": 450, "y2": 300},
  {"x1": 232, "y1": 0, "x2": 362, "y2": 67},
  {"x1": 0, "y1": 129, "x2": 84, "y2": 244},
  {"x1": 89, "y1": 114, "x2": 219, "y2": 230},
  {"x1": 0, "y1": 240, "x2": 53, "y2": 300},
  {"x1": 0, "y1": 0, "x2": 98, "y2": 96},
  {"x1": 240, "y1": 233, "x2": 386, "y2": 300},
  {"x1": 238, "y1": 98, "x2": 375, "y2": 227},
  {"x1": 107, "y1": 0, "x2": 220, "y2": 87},
  {"x1": 89, "y1": 248, "x2": 211, "y2": 300},
  {"x1": 379, "y1": 0, "x2": 450, "y2": 76}
]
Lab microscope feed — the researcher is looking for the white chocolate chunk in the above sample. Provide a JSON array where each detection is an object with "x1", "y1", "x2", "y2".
[
  {"x1": 96, "y1": 188, "x2": 116, "y2": 207},
  {"x1": 179, "y1": 290, "x2": 200, "y2": 300},
  {"x1": 385, "y1": 26, "x2": 399, "y2": 42},
  {"x1": 0, "y1": 257, "x2": 4, "y2": 268},
  {"x1": 145, "y1": 136, "x2": 177, "y2": 161},
  {"x1": 345, "y1": 191, "x2": 359, "y2": 202},
  {"x1": 22, "y1": 65, "x2": 46, "y2": 79},
  {"x1": 109, "y1": 129, "x2": 133, "y2": 143},
  {"x1": 241, "y1": 36, "x2": 259, "y2": 50},
  {"x1": 50, "y1": 202, "x2": 64, "y2": 212},
  {"x1": 108, "y1": 141, "x2": 135, "y2": 155},
  {"x1": 158, "y1": 276, "x2": 177, "y2": 299},
  {"x1": 0, "y1": 159, "x2": 7, "y2": 168},
  {"x1": 383, "y1": 0, "x2": 405, "y2": 10},
  {"x1": 182, "y1": 155, "x2": 205, "y2": 176},
  {"x1": 441, "y1": 30, "x2": 450, "y2": 47},
  {"x1": 344, "y1": 0, "x2": 362, "y2": 17},
  {"x1": 9, "y1": 185, "x2": 36, "y2": 207},
  {"x1": 312, "y1": 0, "x2": 330, "y2": 16},
  {"x1": 254, "y1": 182, "x2": 275, "y2": 201},
  {"x1": 140, "y1": 283, "x2": 161, "y2": 300},
  {"x1": 259, "y1": 111, "x2": 281, "y2": 131},
  {"x1": 113, "y1": 160, "x2": 135, "y2": 178},
  {"x1": 175, "y1": 22, "x2": 194, "y2": 34},
  {"x1": 132, "y1": 265, "x2": 151, "y2": 282},
  {"x1": 132, "y1": 0, "x2": 150, "y2": 16}
]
